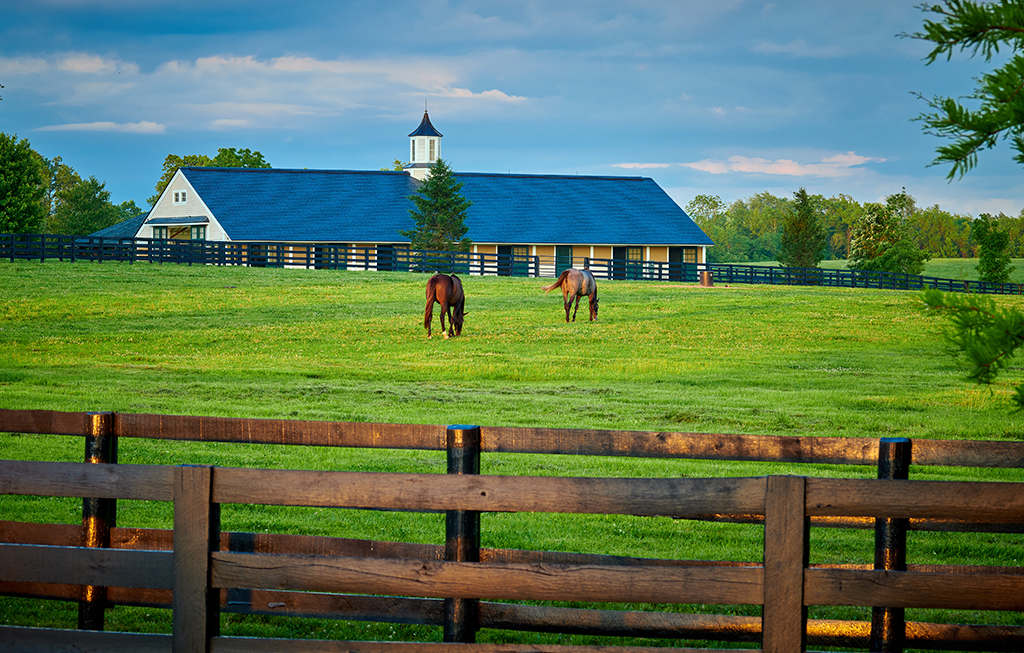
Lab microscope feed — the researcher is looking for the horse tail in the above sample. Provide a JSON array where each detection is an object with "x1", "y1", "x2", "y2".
[
  {"x1": 542, "y1": 269, "x2": 570, "y2": 293},
  {"x1": 424, "y1": 276, "x2": 437, "y2": 331},
  {"x1": 424, "y1": 297, "x2": 434, "y2": 331}
]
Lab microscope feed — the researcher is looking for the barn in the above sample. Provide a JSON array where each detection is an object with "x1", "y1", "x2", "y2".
[{"x1": 132, "y1": 112, "x2": 713, "y2": 276}]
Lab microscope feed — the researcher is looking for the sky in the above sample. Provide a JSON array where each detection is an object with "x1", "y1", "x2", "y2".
[{"x1": 1, "y1": 0, "x2": 1021, "y2": 218}]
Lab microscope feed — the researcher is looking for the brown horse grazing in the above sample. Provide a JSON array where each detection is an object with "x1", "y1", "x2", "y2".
[
  {"x1": 424, "y1": 273, "x2": 466, "y2": 338},
  {"x1": 542, "y1": 268, "x2": 599, "y2": 322}
]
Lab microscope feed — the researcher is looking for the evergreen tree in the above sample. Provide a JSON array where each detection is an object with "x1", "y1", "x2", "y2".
[
  {"x1": 0, "y1": 132, "x2": 47, "y2": 233},
  {"x1": 778, "y1": 187, "x2": 826, "y2": 268},
  {"x1": 973, "y1": 213, "x2": 1015, "y2": 283},
  {"x1": 401, "y1": 158, "x2": 472, "y2": 252},
  {"x1": 906, "y1": 0, "x2": 1024, "y2": 178},
  {"x1": 923, "y1": 289, "x2": 1024, "y2": 410},
  {"x1": 909, "y1": 1, "x2": 1024, "y2": 410}
]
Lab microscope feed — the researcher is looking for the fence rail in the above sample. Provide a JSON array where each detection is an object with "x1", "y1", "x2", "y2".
[
  {"x1": 3, "y1": 233, "x2": 1021, "y2": 295},
  {"x1": 2, "y1": 409, "x2": 1023, "y2": 651}
]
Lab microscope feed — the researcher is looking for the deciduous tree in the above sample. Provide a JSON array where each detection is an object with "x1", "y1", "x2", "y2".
[
  {"x1": 147, "y1": 148, "x2": 270, "y2": 206},
  {"x1": 973, "y1": 212, "x2": 1015, "y2": 283},
  {"x1": 0, "y1": 132, "x2": 47, "y2": 233},
  {"x1": 401, "y1": 158, "x2": 472, "y2": 252},
  {"x1": 49, "y1": 176, "x2": 120, "y2": 235},
  {"x1": 848, "y1": 189, "x2": 930, "y2": 275}
]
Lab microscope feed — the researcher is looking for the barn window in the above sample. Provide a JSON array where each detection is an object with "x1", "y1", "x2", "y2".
[
  {"x1": 429, "y1": 139, "x2": 435, "y2": 161},
  {"x1": 152, "y1": 227, "x2": 168, "y2": 239},
  {"x1": 411, "y1": 140, "x2": 416, "y2": 161},
  {"x1": 191, "y1": 226, "x2": 206, "y2": 240},
  {"x1": 173, "y1": 190, "x2": 187, "y2": 205}
]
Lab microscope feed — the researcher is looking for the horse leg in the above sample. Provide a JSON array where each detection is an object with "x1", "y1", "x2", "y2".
[
  {"x1": 572, "y1": 295, "x2": 582, "y2": 322},
  {"x1": 425, "y1": 298, "x2": 434, "y2": 338},
  {"x1": 562, "y1": 290, "x2": 571, "y2": 322}
]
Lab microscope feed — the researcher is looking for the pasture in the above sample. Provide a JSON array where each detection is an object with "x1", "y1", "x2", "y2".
[{"x1": 1, "y1": 260, "x2": 1022, "y2": 648}]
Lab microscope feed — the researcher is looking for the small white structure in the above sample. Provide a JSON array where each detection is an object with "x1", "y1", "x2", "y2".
[{"x1": 404, "y1": 110, "x2": 442, "y2": 181}]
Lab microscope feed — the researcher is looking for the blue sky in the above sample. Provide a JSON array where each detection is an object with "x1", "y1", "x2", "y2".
[{"x1": 1, "y1": 0, "x2": 1021, "y2": 217}]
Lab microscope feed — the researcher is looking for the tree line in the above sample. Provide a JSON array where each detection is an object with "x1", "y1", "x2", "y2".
[
  {"x1": 0, "y1": 133, "x2": 145, "y2": 236},
  {"x1": 0, "y1": 132, "x2": 271, "y2": 236},
  {"x1": 685, "y1": 188, "x2": 1024, "y2": 266}
]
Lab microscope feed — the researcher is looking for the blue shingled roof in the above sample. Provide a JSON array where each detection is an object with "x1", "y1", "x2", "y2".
[
  {"x1": 90, "y1": 211, "x2": 149, "y2": 238},
  {"x1": 179, "y1": 167, "x2": 712, "y2": 246}
]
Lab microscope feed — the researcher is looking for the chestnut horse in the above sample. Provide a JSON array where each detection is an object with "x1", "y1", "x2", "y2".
[
  {"x1": 424, "y1": 273, "x2": 466, "y2": 338},
  {"x1": 542, "y1": 268, "x2": 599, "y2": 322}
]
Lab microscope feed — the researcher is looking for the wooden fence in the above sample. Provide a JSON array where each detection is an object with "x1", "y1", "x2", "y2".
[
  {"x1": 1, "y1": 409, "x2": 1023, "y2": 652},
  {"x1": 3, "y1": 233, "x2": 1022, "y2": 295}
]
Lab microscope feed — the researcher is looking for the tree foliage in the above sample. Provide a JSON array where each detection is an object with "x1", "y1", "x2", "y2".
[
  {"x1": 778, "y1": 187, "x2": 826, "y2": 268},
  {"x1": 49, "y1": 176, "x2": 120, "y2": 236},
  {"x1": 848, "y1": 189, "x2": 931, "y2": 275},
  {"x1": 923, "y1": 288, "x2": 1024, "y2": 409},
  {"x1": 148, "y1": 148, "x2": 270, "y2": 206},
  {"x1": 401, "y1": 158, "x2": 472, "y2": 252},
  {"x1": 973, "y1": 212, "x2": 1016, "y2": 282},
  {"x1": 906, "y1": 0, "x2": 1024, "y2": 178},
  {"x1": 0, "y1": 132, "x2": 47, "y2": 233}
]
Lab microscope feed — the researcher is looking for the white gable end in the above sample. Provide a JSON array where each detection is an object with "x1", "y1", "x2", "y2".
[{"x1": 135, "y1": 169, "x2": 231, "y2": 241}]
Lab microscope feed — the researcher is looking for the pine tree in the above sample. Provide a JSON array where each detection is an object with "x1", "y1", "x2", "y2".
[
  {"x1": 778, "y1": 187, "x2": 825, "y2": 268},
  {"x1": 401, "y1": 158, "x2": 472, "y2": 252},
  {"x1": 923, "y1": 289, "x2": 1024, "y2": 410}
]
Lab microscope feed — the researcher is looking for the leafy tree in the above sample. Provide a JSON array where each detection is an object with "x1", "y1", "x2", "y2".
[
  {"x1": 905, "y1": 0, "x2": 1024, "y2": 178},
  {"x1": 401, "y1": 158, "x2": 472, "y2": 252},
  {"x1": 116, "y1": 200, "x2": 145, "y2": 223},
  {"x1": 49, "y1": 176, "x2": 120, "y2": 235},
  {"x1": 848, "y1": 189, "x2": 931, "y2": 275},
  {"x1": 684, "y1": 194, "x2": 727, "y2": 230},
  {"x1": 381, "y1": 159, "x2": 409, "y2": 171},
  {"x1": 819, "y1": 194, "x2": 865, "y2": 260},
  {"x1": 923, "y1": 289, "x2": 1024, "y2": 409},
  {"x1": 147, "y1": 148, "x2": 270, "y2": 206},
  {"x1": 0, "y1": 133, "x2": 47, "y2": 233},
  {"x1": 778, "y1": 187, "x2": 826, "y2": 268},
  {"x1": 973, "y1": 212, "x2": 1016, "y2": 283}
]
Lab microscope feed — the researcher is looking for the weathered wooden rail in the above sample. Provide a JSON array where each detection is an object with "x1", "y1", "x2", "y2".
[{"x1": 1, "y1": 409, "x2": 1023, "y2": 652}]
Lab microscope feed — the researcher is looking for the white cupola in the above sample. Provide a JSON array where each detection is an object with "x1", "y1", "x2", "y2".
[{"x1": 405, "y1": 110, "x2": 442, "y2": 181}]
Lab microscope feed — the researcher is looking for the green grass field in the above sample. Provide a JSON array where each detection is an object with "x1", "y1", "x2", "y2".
[{"x1": 1, "y1": 260, "x2": 1022, "y2": 649}]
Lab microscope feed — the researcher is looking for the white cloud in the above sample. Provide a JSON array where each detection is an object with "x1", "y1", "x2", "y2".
[
  {"x1": 751, "y1": 39, "x2": 848, "y2": 58},
  {"x1": 680, "y1": 152, "x2": 886, "y2": 178},
  {"x1": 36, "y1": 121, "x2": 166, "y2": 134},
  {"x1": 58, "y1": 54, "x2": 118, "y2": 74},
  {"x1": 613, "y1": 162, "x2": 671, "y2": 169}
]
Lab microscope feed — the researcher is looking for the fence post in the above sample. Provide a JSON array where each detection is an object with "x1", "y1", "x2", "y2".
[
  {"x1": 79, "y1": 411, "x2": 117, "y2": 631},
  {"x1": 762, "y1": 475, "x2": 808, "y2": 653},
  {"x1": 869, "y1": 438, "x2": 911, "y2": 652},
  {"x1": 173, "y1": 465, "x2": 220, "y2": 653},
  {"x1": 444, "y1": 425, "x2": 481, "y2": 643}
]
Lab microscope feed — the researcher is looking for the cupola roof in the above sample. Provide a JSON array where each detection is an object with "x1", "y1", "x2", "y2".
[{"x1": 408, "y1": 110, "x2": 443, "y2": 138}]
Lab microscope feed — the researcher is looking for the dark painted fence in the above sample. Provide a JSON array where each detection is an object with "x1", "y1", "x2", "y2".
[
  {"x1": 1, "y1": 409, "x2": 1023, "y2": 652},
  {"x1": 3, "y1": 233, "x2": 1021, "y2": 295}
]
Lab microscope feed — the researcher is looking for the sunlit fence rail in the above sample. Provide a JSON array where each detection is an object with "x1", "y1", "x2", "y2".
[
  {"x1": 2, "y1": 233, "x2": 1021, "y2": 295},
  {"x1": 1, "y1": 409, "x2": 1023, "y2": 652}
]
